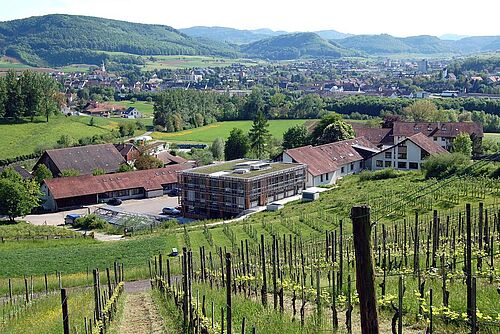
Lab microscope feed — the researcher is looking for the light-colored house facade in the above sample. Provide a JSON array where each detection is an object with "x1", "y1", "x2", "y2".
[
  {"x1": 370, "y1": 133, "x2": 448, "y2": 171},
  {"x1": 279, "y1": 137, "x2": 378, "y2": 187}
]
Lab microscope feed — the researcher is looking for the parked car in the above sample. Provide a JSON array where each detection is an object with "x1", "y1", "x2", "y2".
[
  {"x1": 168, "y1": 188, "x2": 181, "y2": 196},
  {"x1": 162, "y1": 207, "x2": 181, "y2": 215},
  {"x1": 170, "y1": 248, "x2": 179, "y2": 256},
  {"x1": 107, "y1": 198, "x2": 122, "y2": 206},
  {"x1": 64, "y1": 214, "x2": 81, "y2": 225}
]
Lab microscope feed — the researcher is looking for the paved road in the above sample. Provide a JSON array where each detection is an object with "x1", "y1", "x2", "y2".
[{"x1": 24, "y1": 196, "x2": 180, "y2": 227}]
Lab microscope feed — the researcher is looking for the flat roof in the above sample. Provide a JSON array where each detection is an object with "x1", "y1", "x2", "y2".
[{"x1": 183, "y1": 159, "x2": 304, "y2": 179}]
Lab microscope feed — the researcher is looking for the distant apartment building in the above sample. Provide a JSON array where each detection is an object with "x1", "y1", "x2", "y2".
[{"x1": 179, "y1": 160, "x2": 306, "y2": 219}]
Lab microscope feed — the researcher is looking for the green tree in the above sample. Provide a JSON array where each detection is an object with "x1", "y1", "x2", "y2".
[
  {"x1": 211, "y1": 137, "x2": 225, "y2": 161},
  {"x1": 401, "y1": 100, "x2": 438, "y2": 122},
  {"x1": 89, "y1": 117, "x2": 95, "y2": 126},
  {"x1": 56, "y1": 134, "x2": 76, "y2": 148},
  {"x1": 191, "y1": 149, "x2": 214, "y2": 166},
  {"x1": 282, "y1": 124, "x2": 309, "y2": 149},
  {"x1": 242, "y1": 88, "x2": 264, "y2": 119},
  {"x1": 0, "y1": 175, "x2": 41, "y2": 222},
  {"x1": 311, "y1": 113, "x2": 355, "y2": 145},
  {"x1": 60, "y1": 169, "x2": 80, "y2": 177},
  {"x1": 134, "y1": 155, "x2": 163, "y2": 170},
  {"x1": 248, "y1": 111, "x2": 271, "y2": 159},
  {"x1": 38, "y1": 74, "x2": 60, "y2": 122},
  {"x1": 294, "y1": 94, "x2": 325, "y2": 118},
  {"x1": 4, "y1": 70, "x2": 24, "y2": 120},
  {"x1": 92, "y1": 168, "x2": 106, "y2": 176},
  {"x1": 118, "y1": 163, "x2": 133, "y2": 173},
  {"x1": 451, "y1": 133, "x2": 473, "y2": 158},
  {"x1": 225, "y1": 128, "x2": 250, "y2": 161},
  {"x1": 33, "y1": 164, "x2": 53, "y2": 184},
  {"x1": 0, "y1": 76, "x2": 6, "y2": 118}
]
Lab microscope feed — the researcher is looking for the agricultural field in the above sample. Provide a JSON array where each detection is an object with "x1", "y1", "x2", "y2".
[
  {"x1": 1, "y1": 170, "x2": 498, "y2": 333},
  {"x1": 114, "y1": 100, "x2": 155, "y2": 117},
  {"x1": 140, "y1": 55, "x2": 266, "y2": 71},
  {"x1": 485, "y1": 132, "x2": 500, "y2": 143},
  {"x1": 0, "y1": 115, "x2": 151, "y2": 160},
  {"x1": 152, "y1": 119, "x2": 311, "y2": 143}
]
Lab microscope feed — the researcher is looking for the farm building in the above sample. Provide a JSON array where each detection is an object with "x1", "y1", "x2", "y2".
[
  {"x1": 155, "y1": 151, "x2": 188, "y2": 166},
  {"x1": 369, "y1": 133, "x2": 448, "y2": 171},
  {"x1": 179, "y1": 159, "x2": 306, "y2": 219},
  {"x1": 278, "y1": 137, "x2": 379, "y2": 187},
  {"x1": 41, "y1": 164, "x2": 193, "y2": 211},
  {"x1": 114, "y1": 143, "x2": 141, "y2": 163},
  {"x1": 34, "y1": 144, "x2": 126, "y2": 177}
]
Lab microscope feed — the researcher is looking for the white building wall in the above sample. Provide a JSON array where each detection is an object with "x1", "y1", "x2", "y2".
[{"x1": 371, "y1": 141, "x2": 424, "y2": 171}]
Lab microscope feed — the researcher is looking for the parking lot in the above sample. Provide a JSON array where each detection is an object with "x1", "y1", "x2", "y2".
[{"x1": 25, "y1": 195, "x2": 180, "y2": 227}]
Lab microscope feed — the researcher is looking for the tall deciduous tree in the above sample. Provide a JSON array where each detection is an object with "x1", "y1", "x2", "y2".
[
  {"x1": 4, "y1": 70, "x2": 24, "y2": 120},
  {"x1": 33, "y1": 164, "x2": 53, "y2": 184},
  {"x1": 134, "y1": 154, "x2": 163, "y2": 170},
  {"x1": 311, "y1": 113, "x2": 355, "y2": 145},
  {"x1": 282, "y1": 124, "x2": 309, "y2": 149},
  {"x1": 248, "y1": 111, "x2": 271, "y2": 159},
  {"x1": 452, "y1": 133, "x2": 473, "y2": 158},
  {"x1": 0, "y1": 169, "x2": 41, "y2": 222},
  {"x1": 211, "y1": 137, "x2": 225, "y2": 161},
  {"x1": 225, "y1": 128, "x2": 250, "y2": 161}
]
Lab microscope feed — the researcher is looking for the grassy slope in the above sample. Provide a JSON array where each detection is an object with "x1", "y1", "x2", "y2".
[
  {"x1": 141, "y1": 55, "x2": 264, "y2": 71},
  {"x1": 114, "y1": 101, "x2": 155, "y2": 117},
  {"x1": 485, "y1": 132, "x2": 500, "y2": 143},
  {"x1": 152, "y1": 119, "x2": 310, "y2": 143},
  {"x1": 0, "y1": 115, "x2": 151, "y2": 160}
]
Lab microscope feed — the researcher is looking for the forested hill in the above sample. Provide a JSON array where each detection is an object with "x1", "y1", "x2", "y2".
[
  {"x1": 241, "y1": 32, "x2": 357, "y2": 60},
  {"x1": 0, "y1": 14, "x2": 239, "y2": 66},
  {"x1": 336, "y1": 34, "x2": 500, "y2": 55}
]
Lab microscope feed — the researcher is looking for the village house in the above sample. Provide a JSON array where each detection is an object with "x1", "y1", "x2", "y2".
[
  {"x1": 179, "y1": 160, "x2": 306, "y2": 219},
  {"x1": 121, "y1": 107, "x2": 142, "y2": 119},
  {"x1": 155, "y1": 151, "x2": 188, "y2": 166},
  {"x1": 114, "y1": 143, "x2": 142, "y2": 163},
  {"x1": 34, "y1": 144, "x2": 126, "y2": 177},
  {"x1": 351, "y1": 121, "x2": 483, "y2": 155},
  {"x1": 277, "y1": 137, "x2": 379, "y2": 187},
  {"x1": 369, "y1": 133, "x2": 448, "y2": 171},
  {"x1": 41, "y1": 164, "x2": 193, "y2": 211}
]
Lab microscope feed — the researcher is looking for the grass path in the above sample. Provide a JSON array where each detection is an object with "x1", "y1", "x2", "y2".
[{"x1": 118, "y1": 281, "x2": 166, "y2": 334}]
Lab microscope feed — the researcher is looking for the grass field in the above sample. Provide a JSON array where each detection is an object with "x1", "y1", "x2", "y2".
[
  {"x1": 140, "y1": 55, "x2": 265, "y2": 71},
  {"x1": 115, "y1": 100, "x2": 155, "y2": 117},
  {"x1": 152, "y1": 119, "x2": 311, "y2": 143},
  {"x1": 0, "y1": 115, "x2": 151, "y2": 160},
  {"x1": 485, "y1": 132, "x2": 500, "y2": 143}
]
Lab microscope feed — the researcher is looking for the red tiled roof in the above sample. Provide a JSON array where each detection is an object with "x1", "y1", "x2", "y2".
[
  {"x1": 406, "y1": 133, "x2": 449, "y2": 155},
  {"x1": 392, "y1": 122, "x2": 483, "y2": 138},
  {"x1": 284, "y1": 137, "x2": 378, "y2": 176},
  {"x1": 156, "y1": 151, "x2": 188, "y2": 165},
  {"x1": 349, "y1": 123, "x2": 393, "y2": 145},
  {"x1": 45, "y1": 164, "x2": 193, "y2": 200}
]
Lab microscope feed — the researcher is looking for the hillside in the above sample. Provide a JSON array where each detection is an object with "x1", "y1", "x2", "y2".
[
  {"x1": 315, "y1": 29, "x2": 352, "y2": 40},
  {"x1": 336, "y1": 34, "x2": 500, "y2": 55},
  {"x1": 241, "y1": 32, "x2": 355, "y2": 60},
  {"x1": 179, "y1": 26, "x2": 283, "y2": 44},
  {"x1": 0, "y1": 14, "x2": 239, "y2": 66}
]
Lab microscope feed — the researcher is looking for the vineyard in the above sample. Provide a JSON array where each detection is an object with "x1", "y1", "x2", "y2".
[{"x1": 0, "y1": 168, "x2": 499, "y2": 333}]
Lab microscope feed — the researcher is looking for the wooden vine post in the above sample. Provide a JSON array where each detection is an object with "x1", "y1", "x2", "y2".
[
  {"x1": 226, "y1": 253, "x2": 232, "y2": 334},
  {"x1": 351, "y1": 205, "x2": 379, "y2": 334},
  {"x1": 60, "y1": 288, "x2": 70, "y2": 334}
]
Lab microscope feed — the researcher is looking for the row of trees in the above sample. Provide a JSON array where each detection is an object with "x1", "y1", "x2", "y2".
[
  {"x1": 153, "y1": 89, "x2": 499, "y2": 134},
  {"x1": 0, "y1": 70, "x2": 61, "y2": 122}
]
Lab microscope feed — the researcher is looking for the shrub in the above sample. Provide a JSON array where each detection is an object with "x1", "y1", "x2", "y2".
[
  {"x1": 421, "y1": 153, "x2": 469, "y2": 179},
  {"x1": 74, "y1": 214, "x2": 107, "y2": 230},
  {"x1": 359, "y1": 168, "x2": 403, "y2": 181}
]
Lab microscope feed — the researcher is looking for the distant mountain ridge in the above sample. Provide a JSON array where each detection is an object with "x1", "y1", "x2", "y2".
[
  {"x1": 0, "y1": 14, "x2": 498, "y2": 67},
  {"x1": 241, "y1": 32, "x2": 357, "y2": 60}
]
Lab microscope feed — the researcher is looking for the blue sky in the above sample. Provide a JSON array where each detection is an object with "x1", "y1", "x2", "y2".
[{"x1": 0, "y1": 0, "x2": 499, "y2": 37}]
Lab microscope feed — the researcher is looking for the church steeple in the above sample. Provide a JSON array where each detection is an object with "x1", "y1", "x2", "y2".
[{"x1": 101, "y1": 61, "x2": 106, "y2": 72}]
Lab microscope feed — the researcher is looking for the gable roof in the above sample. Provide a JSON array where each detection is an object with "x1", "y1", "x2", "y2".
[
  {"x1": 44, "y1": 164, "x2": 193, "y2": 200},
  {"x1": 156, "y1": 151, "x2": 188, "y2": 165},
  {"x1": 392, "y1": 122, "x2": 483, "y2": 138},
  {"x1": 284, "y1": 137, "x2": 378, "y2": 176},
  {"x1": 349, "y1": 123, "x2": 393, "y2": 146},
  {"x1": 0, "y1": 165, "x2": 32, "y2": 179},
  {"x1": 406, "y1": 133, "x2": 449, "y2": 155},
  {"x1": 37, "y1": 144, "x2": 126, "y2": 176},
  {"x1": 371, "y1": 132, "x2": 448, "y2": 157}
]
